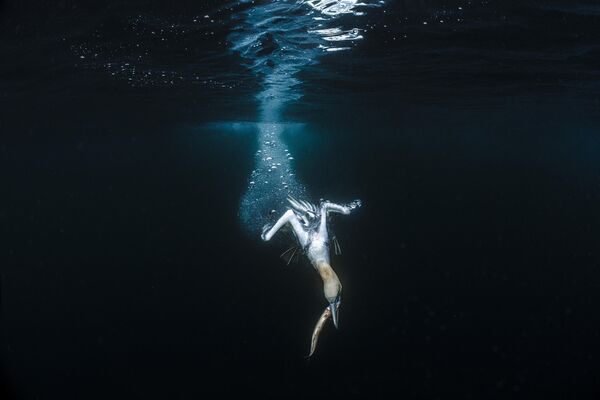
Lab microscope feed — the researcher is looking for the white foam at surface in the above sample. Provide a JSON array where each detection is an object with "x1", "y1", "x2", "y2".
[{"x1": 305, "y1": 0, "x2": 370, "y2": 16}]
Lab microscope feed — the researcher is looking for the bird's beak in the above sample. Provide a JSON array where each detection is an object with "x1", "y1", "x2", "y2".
[{"x1": 329, "y1": 302, "x2": 339, "y2": 329}]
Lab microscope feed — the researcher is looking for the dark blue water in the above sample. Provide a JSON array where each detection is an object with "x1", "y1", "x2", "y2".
[{"x1": 2, "y1": 0, "x2": 600, "y2": 398}]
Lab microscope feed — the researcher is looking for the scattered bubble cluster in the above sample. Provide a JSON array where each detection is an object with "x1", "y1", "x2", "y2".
[
  {"x1": 239, "y1": 122, "x2": 307, "y2": 230},
  {"x1": 70, "y1": 10, "x2": 247, "y2": 89}
]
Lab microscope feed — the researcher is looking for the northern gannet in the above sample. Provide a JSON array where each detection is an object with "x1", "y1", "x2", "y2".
[{"x1": 262, "y1": 197, "x2": 361, "y2": 355}]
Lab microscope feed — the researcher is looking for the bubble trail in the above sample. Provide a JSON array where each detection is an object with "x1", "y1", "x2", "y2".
[{"x1": 230, "y1": 0, "x2": 380, "y2": 232}]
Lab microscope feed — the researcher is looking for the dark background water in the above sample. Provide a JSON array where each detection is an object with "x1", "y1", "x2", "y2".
[{"x1": 2, "y1": 0, "x2": 600, "y2": 398}]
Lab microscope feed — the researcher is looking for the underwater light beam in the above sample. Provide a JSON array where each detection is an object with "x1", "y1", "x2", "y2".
[{"x1": 238, "y1": 64, "x2": 308, "y2": 232}]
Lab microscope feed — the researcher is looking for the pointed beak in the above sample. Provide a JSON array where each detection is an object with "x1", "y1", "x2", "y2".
[{"x1": 329, "y1": 302, "x2": 339, "y2": 329}]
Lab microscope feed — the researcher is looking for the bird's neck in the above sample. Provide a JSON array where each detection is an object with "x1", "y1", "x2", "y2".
[{"x1": 315, "y1": 261, "x2": 340, "y2": 288}]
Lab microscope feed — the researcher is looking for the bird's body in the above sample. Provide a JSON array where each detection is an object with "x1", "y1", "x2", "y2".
[{"x1": 262, "y1": 196, "x2": 361, "y2": 355}]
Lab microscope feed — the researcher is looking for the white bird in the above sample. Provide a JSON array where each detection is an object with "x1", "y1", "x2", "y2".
[{"x1": 262, "y1": 196, "x2": 361, "y2": 355}]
